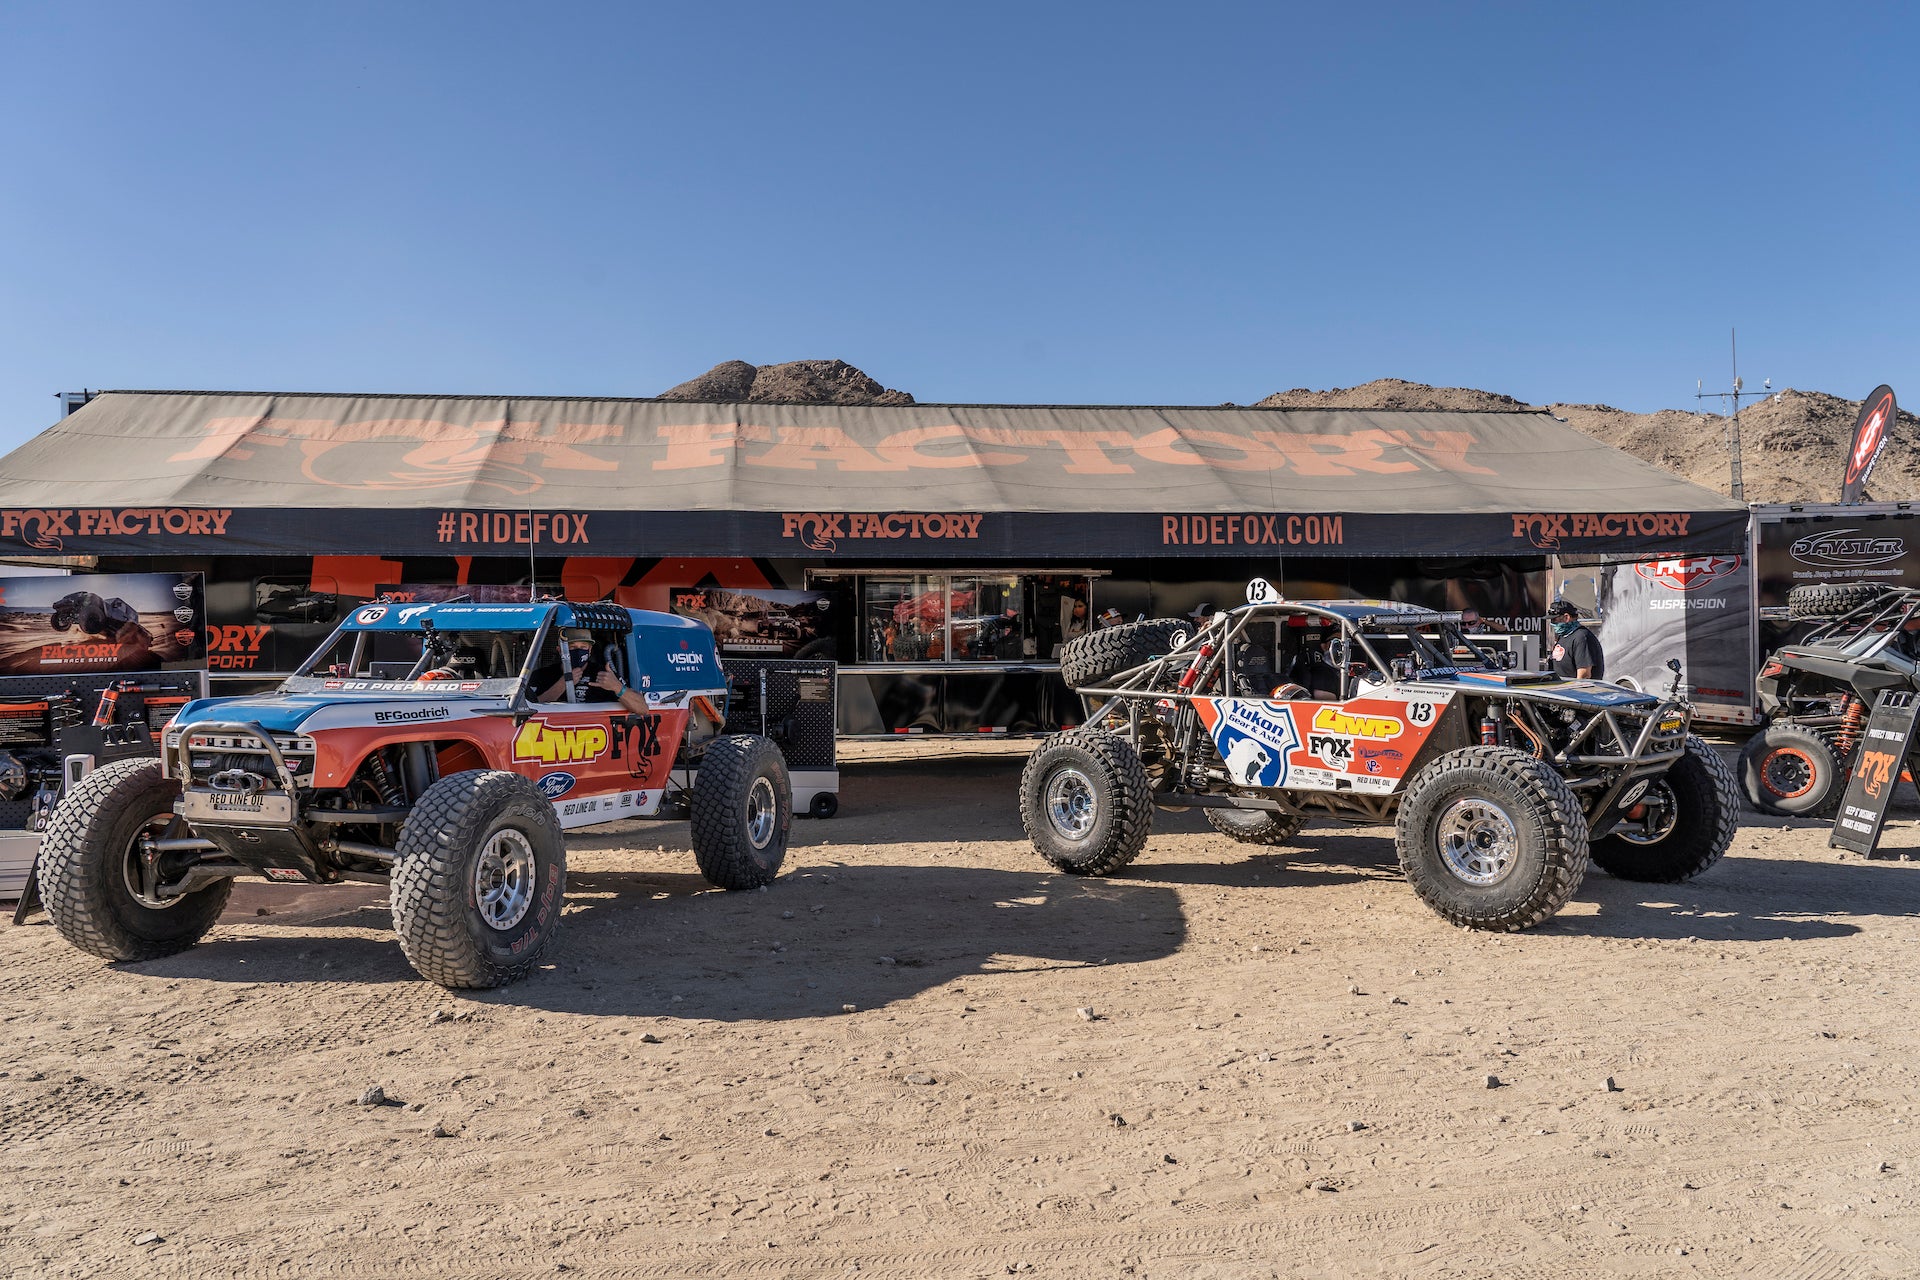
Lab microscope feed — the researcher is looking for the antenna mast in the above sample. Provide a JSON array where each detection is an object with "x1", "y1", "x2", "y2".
[{"x1": 1696, "y1": 327, "x2": 1769, "y2": 503}]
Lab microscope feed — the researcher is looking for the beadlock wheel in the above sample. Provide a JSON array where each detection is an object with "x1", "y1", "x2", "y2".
[
  {"x1": 1760, "y1": 747, "x2": 1817, "y2": 800},
  {"x1": 470, "y1": 827, "x2": 538, "y2": 932},
  {"x1": 1044, "y1": 766, "x2": 1098, "y2": 840},
  {"x1": 1435, "y1": 797, "x2": 1519, "y2": 886},
  {"x1": 746, "y1": 776, "x2": 779, "y2": 850}
]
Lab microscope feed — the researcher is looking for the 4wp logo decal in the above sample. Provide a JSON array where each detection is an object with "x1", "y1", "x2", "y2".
[{"x1": 513, "y1": 719, "x2": 610, "y2": 765}]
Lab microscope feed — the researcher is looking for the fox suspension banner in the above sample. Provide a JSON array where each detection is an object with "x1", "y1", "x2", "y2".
[{"x1": 1840, "y1": 385, "x2": 1898, "y2": 505}]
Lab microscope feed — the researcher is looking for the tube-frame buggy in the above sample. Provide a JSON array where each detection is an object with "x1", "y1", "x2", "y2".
[{"x1": 1021, "y1": 585, "x2": 1739, "y2": 931}]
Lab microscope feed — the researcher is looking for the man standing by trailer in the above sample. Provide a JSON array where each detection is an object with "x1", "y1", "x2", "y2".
[{"x1": 1548, "y1": 599, "x2": 1604, "y2": 680}]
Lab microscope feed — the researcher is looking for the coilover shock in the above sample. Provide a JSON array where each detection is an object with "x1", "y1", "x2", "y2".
[
  {"x1": 364, "y1": 751, "x2": 404, "y2": 807},
  {"x1": 1832, "y1": 694, "x2": 1866, "y2": 761}
]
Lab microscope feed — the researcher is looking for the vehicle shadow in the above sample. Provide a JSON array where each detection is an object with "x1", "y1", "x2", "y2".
[
  {"x1": 144, "y1": 863, "x2": 1189, "y2": 1018},
  {"x1": 518, "y1": 863, "x2": 1188, "y2": 1020},
  {"x1": 1555, "y1": 852, "x2": 1920, "y2": 942}
]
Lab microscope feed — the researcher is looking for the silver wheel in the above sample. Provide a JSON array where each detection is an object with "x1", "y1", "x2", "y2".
[
  {"x1": 746, "y1": 776, "x2": 778, "y2": 850},
  {"x1": 1614, "y1": 779, "x2": 1679, "y2": 845},
  {"x1": 1044, "y1": 766, "x2": 1097, "y2": 840},
  {"x1": 1436, "y1": 796, "x2": 1518, "y2": 886},
  {"x1": 471, "y1": 828, "x2": 537, "y2": 931},
  {"x1": 122, "y1": 813, "x2": 183, "y2": 911}
]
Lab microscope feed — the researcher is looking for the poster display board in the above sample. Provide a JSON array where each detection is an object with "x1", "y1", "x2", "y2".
[
  {"x1": 375, "y1": 583, "x2": 532, "y2": 605},
  {"x1": 670, "y1": 587, "x2": 833, "y2": 658},
  {"x1": 1589, "y1": 555, "x2": 1752, "y2": 716},
  {"x1": 1830, "y1": 690, "x2": 1920, "y2": 856},
  {"x1": 0, "y1": 572, "x2": 205, "y2": 675}
]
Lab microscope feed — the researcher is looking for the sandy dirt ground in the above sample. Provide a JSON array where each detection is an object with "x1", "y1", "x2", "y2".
[{"x1": 4, "y1": 739, "x2": 1920, "y2": 1278}]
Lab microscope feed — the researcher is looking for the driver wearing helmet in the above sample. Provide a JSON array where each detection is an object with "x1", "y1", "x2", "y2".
[{"x1": 1547, "y1": 599, "x2": 1604, "y2": 680}]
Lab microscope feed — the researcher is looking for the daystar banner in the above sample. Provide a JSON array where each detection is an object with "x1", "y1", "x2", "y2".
[
  {"x1": 0, "y1": 572, "x2": 206, "y2": 675},
  {"x1": 1841, "y1": 385, "x2": 1898, "y2": 505}
]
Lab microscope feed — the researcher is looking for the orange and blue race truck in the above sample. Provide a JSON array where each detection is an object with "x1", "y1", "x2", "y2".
[
  {"x1": 34, "y1": 600, "x2": 791, "y2": 988},
  {"x1": 1022, "y1": 581, "x2": 1739, "y2": 932}
]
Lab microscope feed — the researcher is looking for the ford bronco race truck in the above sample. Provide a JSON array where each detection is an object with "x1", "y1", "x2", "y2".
[
  {"x1": 35, "y1": 600, "x2": 792, "y2": 988},
  {"x1": 1021, "y1": 582, "x2": 1737, "y2": 931},
  {"x1": 1740, "y1": 582, "x2": 1920, "y2": 818}
]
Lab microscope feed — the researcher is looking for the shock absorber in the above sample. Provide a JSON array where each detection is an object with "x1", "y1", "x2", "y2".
[
  {"x1": 364, "y1": 751, "x2": 404, "y2": 807},
  {"x1": 1832, "y1": 694, "x2": 1866, "y2": 760}
]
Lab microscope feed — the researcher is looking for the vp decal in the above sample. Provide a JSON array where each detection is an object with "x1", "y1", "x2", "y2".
[{"x1": 513, "y1": 719, "x2": 610, "y2": 765}]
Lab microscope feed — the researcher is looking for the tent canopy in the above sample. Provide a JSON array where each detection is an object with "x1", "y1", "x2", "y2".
[{"x1": 0, "y1": 391, "x2": 1747, "y2": 558}]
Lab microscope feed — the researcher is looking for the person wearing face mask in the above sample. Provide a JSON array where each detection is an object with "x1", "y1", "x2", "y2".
[{"x1": 1547, "y1": 599, "x2": 1603, "y2": 680}]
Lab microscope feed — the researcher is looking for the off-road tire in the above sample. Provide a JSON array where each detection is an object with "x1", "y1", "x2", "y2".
[
  {"x1": 691, "y1": 735, "x2": 791, "y2": 890},
  {"x1": 1394, "y1": 746, "x2": 1589, "y2": 931},
  {"x1": 1059, "y1": 619, "x2": 1193, "y2": 691},
  {"x1": 1205, "y1": 806, "x2": 1306, "y2": 846},
  {"x1": 38, "y1": 758, "x2": 232, "y2": 962},
  {"x1": 1592, "y1": 734, "x2": 1739, "y2": 881},
  {"x1": 1020, "y1": 727, "x2": 1154, "y2": 875},
  {"x1": 1788, "y1": 582, "x2": 1883, "y2": 621},
  {"x1": 1739, "y1": 723, "x2": 1847, "y2": 818},
  {"x1": 391, "y1": 770, "x2": 566, "y2": 989}
]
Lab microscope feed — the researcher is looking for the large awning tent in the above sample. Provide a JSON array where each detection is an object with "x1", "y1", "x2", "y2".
[{"x1": 0, "y1": 391, "x2": 1746, "y2": 561}]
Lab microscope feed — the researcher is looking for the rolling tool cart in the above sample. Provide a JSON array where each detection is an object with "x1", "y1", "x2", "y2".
[{"x1": 720, "y1": 658, "x2": 839, "y2": 817}]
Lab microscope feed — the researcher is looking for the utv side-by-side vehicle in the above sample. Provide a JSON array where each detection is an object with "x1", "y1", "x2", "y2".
[
  {"x1": 36, "y1": 601, "x2": 792, "y2": 988},
  {"x1": 1741, "y1": 582, "x2": 1920, "y2": 818},
  {"x1": 1021, "y1": 582, "x2": 1738, "y2": 931}
]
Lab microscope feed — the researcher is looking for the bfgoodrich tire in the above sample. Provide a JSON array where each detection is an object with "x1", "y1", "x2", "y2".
[
  {"x1": 1058, "y1": 619, "x2": 1193, "y2": 691},
  {"x1": 1788, "y1": 582, "x2": 1882, "y2": 621},
  {"x1": 37, "y1": 758, "x2": 232, "y2": 963},
  {"x1": 1204, "y1": 806, "x2": 1305, "y2": 847},
  {"x1": 1739, "y1": 723, "x2": 1846, "y2": 818},
  {"x1": 391, "y1": 770, "x2": 566, "y2": 989},
  {"x1": 1592, "y1": 734, "x2": 1739, "y2": 882},
  {"x1": 1394, "y1": 746, "x2": 1589, "y2": 931},
  {"x1": 692, "y1": 735, "x2": 791, "y2": 890},
  {"x1": 1020, "y1": 728, "x2": 1154, "y2": 875}
]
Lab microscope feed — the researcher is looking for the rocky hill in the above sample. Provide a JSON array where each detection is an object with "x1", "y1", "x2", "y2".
[
  {"x1": 660, "y1": 359, "x2": 914, "y2": 406},
  {"x1": 658, "y1": 363, "x2": 1915, "y2": 503},
  {"x1": 1261, "y1": 379, "x2": 1920, "y2": 504}
]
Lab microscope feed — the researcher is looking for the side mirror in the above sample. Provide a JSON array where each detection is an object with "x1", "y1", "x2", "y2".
[
  {"x1": 1390, "y1": 657, "x2": 1414, "y2": 681},
  {"x1": 1667, "y1": 658, "x2": 1682, "y2": 674},
  {"x1": 1328, "y1": 637, "x2": 1350, "y2": 668},
  {"x1": 1502, "y1": 650, "x2": 1521, "y2": 670}
]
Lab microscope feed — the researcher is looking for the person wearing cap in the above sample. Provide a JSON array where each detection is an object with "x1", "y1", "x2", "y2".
[
  {"x1": 1187, "y1": 603, "x2": 1217, "y2": 625},
  {"x1": 1547, "y1": 599, "x2": 1604, "y2": 680}
]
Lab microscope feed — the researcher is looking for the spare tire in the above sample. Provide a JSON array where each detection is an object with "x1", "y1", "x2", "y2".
[
  {"x1": 1788, "y1": 582, "x2": 1883, "y2": 621},
  {"x1": 1059, "y1": 619, "x2": 1193, "y2": 690}
]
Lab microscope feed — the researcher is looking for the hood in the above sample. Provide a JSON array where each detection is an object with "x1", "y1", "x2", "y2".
[
  {"x1": 1417, "y1": 670, "x2": 1662, "y2": 709},
  {"x1": 168, "y1": 692, "x2": 504, "y2": 734}
]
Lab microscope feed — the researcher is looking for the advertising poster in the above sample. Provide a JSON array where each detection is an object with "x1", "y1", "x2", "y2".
[
  {"x1": 0, "y1": 572, "x2": 206, "y2": 675},
  {"x1": 1592, "y1": 556, "x2": 1751, "y2": 712},
  {"x1": 670, "y1": 586, "x2": 834, "y2": 658}
]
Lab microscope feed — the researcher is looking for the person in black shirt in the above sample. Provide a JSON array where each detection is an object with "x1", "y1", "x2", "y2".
[{"x1": 1547, "y1": 599, "x2": 1604, "y2": 679}]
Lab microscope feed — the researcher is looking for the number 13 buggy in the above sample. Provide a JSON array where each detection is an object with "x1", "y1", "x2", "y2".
[
  {"x1": 1022, "y1": 587, "x2": 1737, "y2": 931},
  {"x1": 35, "y1": 601, "x2": 792, "y2": 988}
]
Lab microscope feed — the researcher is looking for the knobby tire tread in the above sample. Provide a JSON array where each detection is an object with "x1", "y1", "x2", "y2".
[
  {"x1": 1395, "y1": 745, "x2": 1589, "y2": 932},
  {"x1": 38, "y1": 757, "x2": 231, "y2": 963},
  {"x1": 1020, "y1": 727, "x2": 1155, "y2": 876},
  {"x1": 1593, "y1": 734, "x2": 1738, "y2": 882},
  {"x1": 391, "y1": 770, "x2": 564, "y2": 989},
  {"x1": 691, "y1": 735, "x2": 791, "y2": 890}
]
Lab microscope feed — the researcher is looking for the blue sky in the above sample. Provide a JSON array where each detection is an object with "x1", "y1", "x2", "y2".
[{"x1": 1, "y1": 2, "x2": 1911, "y2": 452}]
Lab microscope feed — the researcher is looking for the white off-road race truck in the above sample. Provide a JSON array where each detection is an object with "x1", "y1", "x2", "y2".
[
  {"x1": 1021, "y1": 581, "x2": 1738, "y2": 931},
  {"x1": 35, "y1": 600, "x2": 791, "y2": 988}
]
